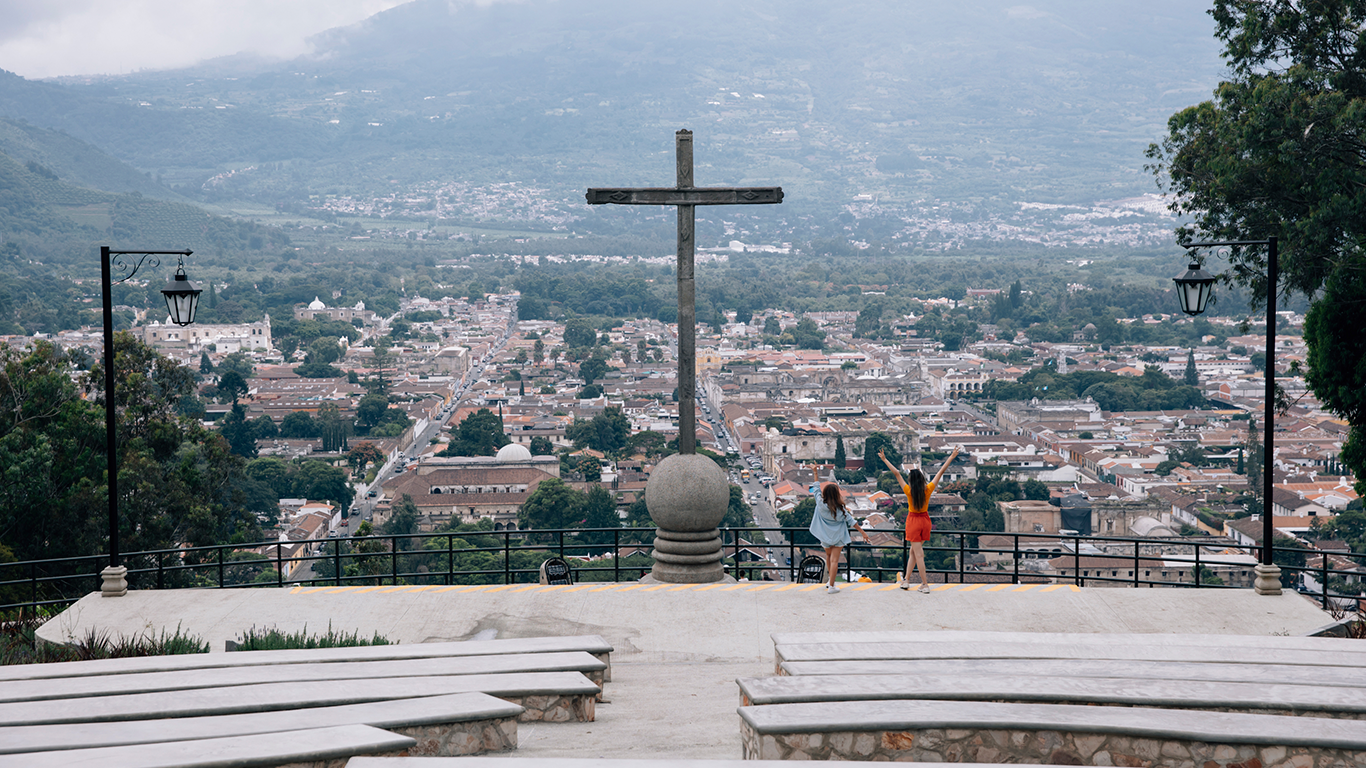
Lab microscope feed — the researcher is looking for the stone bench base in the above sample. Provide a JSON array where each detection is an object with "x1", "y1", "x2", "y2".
[
  {"x1": 390, "y1": 714, "x2": 517, "y2": 756},
  {"x1": 741, "y1": 723, "x2": 1365, "y2": 766},
  {"x1": 503, "y1": 693, "x2": 595, "y2": 722}
]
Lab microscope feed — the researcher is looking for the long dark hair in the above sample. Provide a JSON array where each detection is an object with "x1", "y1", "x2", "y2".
[
  {"x1": 821, "y1": 482, "x2": 847, "y2": 514},
  {"x1": 906, "y1": 468, "x2": 928, "y2": 511}
]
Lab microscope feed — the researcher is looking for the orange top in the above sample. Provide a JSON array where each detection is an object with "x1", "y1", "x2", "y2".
[{"x1": 901, "y1": 480, "x2": 935, "y2": 516}]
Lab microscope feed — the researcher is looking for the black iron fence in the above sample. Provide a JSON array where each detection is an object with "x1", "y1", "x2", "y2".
[{"x1": 2, "y1": 527, "x2": 1361, "y2": 616}]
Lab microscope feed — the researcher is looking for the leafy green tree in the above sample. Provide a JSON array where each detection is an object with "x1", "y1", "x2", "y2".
[
  {"x1": 854, "y1": 302, "x2": 882, "y2": 338},
  {"x1": 529, "y1": 435, "x2": 555, "y2": 455},
  {"x1": 579, "y1": 456, "x2": 602, "y2": 483},
  {"x1": 834, "y1": 435, "x2": 846, "y2": 468},
  {"x1": 1183, "y1": 350, "x2": 1199, "y2": 387},
  {"x1": 440, "y1": 408, "x2": 510, "y2": 456},
  {"x1": 1148, "y1": 0, "x2": 1366, "y2": 488},
  {"x1": 863, "y1": 432, "x2": 901, "y2": 470},
  {"x1": 218, "y1": 405, "x2": 258, "y2": 458},
  {"x1": 724, "y1": 484, "x2": 754, "y2": 528},
  {"x1": 348, "y1": 441, "x2": 384, "y2": 471},
  {"x1": 563, "y1": 318, "x2": 597, "y2": 348},
  {"x1": 245, "y1": 457, "x2": 292, "y2": 498},
  {"x1": 533, "y1": 338, "x2": 545, "y2": 363},
  {"x1": 293, "y1": 361, "x2": 343, "y2": 378},
  {"x1": 292, "y1": 459, "x2": 354, "y2": 511},
  {"x1": 518, "y1": 478, "x2": 585, "y2": 531},
  {"x1": 356, "y1": 393, "x2": 390, "y2": 432},
  {"x1": 316, "y1": 402, "x2": 352, "y2": 453},
  {"x1": 381, "y1": 493, "x2": 422, "y2": 547},
  {"x1": 251, "y1": 415, "x2": 279, "y2": 439},
  {"x1": 762, "y1": 316, "x2": 781, "y2": 336},
  {"x1": 565, "y1": 407, "x2": 631, "y2": 453},
  {"x1": 579, "y1": 354, "x2": 609, "y2": 385},
  {"x1": 625, "y1": 430, "x2": 667, "y2": 457},
  {"x1": 581, "y1": 485, "x2": 620, "y2": 544},
  {"x1": 279, "y1": 411, "x2": 318, "y2": 439},
  {"x1": 215, "y1": 352, "x2": 251, "y2": 380},
  {"x1": 1022, "y1": 478, "x2": 1050, "y2": 501},
  {"x1": 218, "y1": 370, "x2": 249, "y2": 406},
  {"x1": 792, "y1": 317, "x2": 825, "y2": 349},
  {"x1": 199, "y1": 352, "x2": 214, "y2": 374}
]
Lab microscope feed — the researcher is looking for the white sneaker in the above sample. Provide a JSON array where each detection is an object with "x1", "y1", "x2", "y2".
[
  {"x1": 898, "y1": 578, "x2": 910, "y2": 591},
  {"x1": 826, "y1": 585, "x2": 840, "y2": 594},
  {"x1": 918, "y1": 584, "x2": 932, "y2": 593}
]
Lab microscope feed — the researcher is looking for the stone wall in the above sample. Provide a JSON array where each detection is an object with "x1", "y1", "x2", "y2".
[
  {"x1": 502, "y1": 693, "x2": 596, "y2": 722},
  {"x1": 740, "y1": 722, "x2": 1366, "y2": 767},
  {"x1": 391, "y1": 714, "x2": 518, "y2": 756}
]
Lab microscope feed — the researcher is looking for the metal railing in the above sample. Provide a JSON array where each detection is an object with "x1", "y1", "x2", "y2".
[{"x1": 2, "y1": 527, "x2": 1360, "y2": 616}]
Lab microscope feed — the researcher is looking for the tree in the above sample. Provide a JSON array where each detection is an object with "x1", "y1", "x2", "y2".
[
  {"x1": 218, "y1": 405, "x2": 258, "y2": 458},
  {"x1": 626, "y1": 430, "x2": 667, "y2": 457},
  {"x1": 316, "y1": 402, "x2": 352, "y2": 453},
  {"x1": 245, "y1": 456, "x2": 292, "y2": 498},
  {"x1": 251, "y1": 415, "x2": 279, "y2": 439},
  {"x1": 855, "y1": 302, "x2": 882, "y2": 338},
  {"x1": 724, "y1": 484, "x2": 754, "y2": 528},
  {"x1": 529, "y1": 435, "x2": 555, "y2": 455},
  {"x1": 218, "y1": 370, "x2": 249, "y2": 406},
  {"x1": 441, "y1": 408, "x2": 509, "y2": 457},
  {"x1": 563, "y1": 318, "x2": 597, "y2": 349},
  {"x1": 578, "y1": 456, "x2": 602, "y2": 483},
  {"x1": 863, "y1": 432, "x2": 901, "y2": 470},
  {"x1": 199, "y1": 352, "x2": 214, "y2": 374},
  {"x1": 280, "y1": 411, "x2": 318, "y2": 439},
  {"x1": 381, "y1": 493, "x2": 421, "y2": 547},
  {"x1": 293, "y1": 459, "x2": 354, "y2": 511},
  {"x1": 218, "y1": 351, "x2": 255, "y2": 379},
  {"x1": 579, "y1": 354, "x2": 609, "y2": 385},
  {"x1": 356, "y1": 393, "x2": 390, "y2": 432},
  {"x1": 1022, "y1": 478, "x2": 1050, "y2": 501},
  {"x1": 833, "y1": 436, "x2": 847, "y2": 469},
  {"x1": 565, "y1": 407, "x2": 631, "y2": 453},
  {"x1": 582, "y1": 485, "x2": 620, "y2": 543},
  {"x1": 533, "y1": 338, "x2": 545, "y2": 364},
  {"x1": 1147, "y1": 0, "x2": 1366, "y2": 488},
  {"x1": 763, "y1": 316, "x2": 781, "y2": 336},
  {"x1": 792, "y1": 318, "x2": 825, "y2": 349},
  {"x1": 348, "y1": 441, "x2": 384, "y2": 471},
  {"x1": 1184, "y1": 350, "x2": 1199, "y2": 387},
  {"x1": 518, "y1": 478, "x2": 585, "y2": 531}
]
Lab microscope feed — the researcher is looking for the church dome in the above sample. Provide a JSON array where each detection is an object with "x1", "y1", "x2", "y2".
[
  {"x1": 308, "y1": 297, "x2": 326, "y2": 310},
  {"x1": 495, "y1": 443, "x2": 533, "y2": 461}
]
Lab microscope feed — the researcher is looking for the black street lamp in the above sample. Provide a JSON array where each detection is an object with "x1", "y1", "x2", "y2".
[
  {"x1": 1173, "y1": 237, "x2": 1280, "y2": 596},
  {"x1": 99, "y1": 247, "x2": 198, "y2": 597}
]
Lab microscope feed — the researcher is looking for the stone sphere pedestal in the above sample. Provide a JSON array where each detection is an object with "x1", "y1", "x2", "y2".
[{"x1": 645, "y1": 453, "x2": 730, "y2": 583}]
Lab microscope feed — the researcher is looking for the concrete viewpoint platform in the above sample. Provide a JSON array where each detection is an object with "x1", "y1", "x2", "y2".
[{"x1": 39, "y1": 584, "x2": 1335, "y2": 759}]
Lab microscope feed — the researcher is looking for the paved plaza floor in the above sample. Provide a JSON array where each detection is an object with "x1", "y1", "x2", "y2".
[{"x1": 40, "y1": 583, "x2": 1337, "y2": 759}]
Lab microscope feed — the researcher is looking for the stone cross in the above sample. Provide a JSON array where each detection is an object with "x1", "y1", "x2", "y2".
[{"x1": 587, "y1": 129, "x2": 783, "y2": 453}]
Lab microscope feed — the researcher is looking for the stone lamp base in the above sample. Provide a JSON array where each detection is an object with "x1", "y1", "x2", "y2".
[{"x1": 645, "y1": 453, "x2": 730, "y2": 583}]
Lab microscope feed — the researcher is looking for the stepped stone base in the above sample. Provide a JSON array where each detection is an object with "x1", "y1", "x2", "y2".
[{"x1": 741, "y1": 723, "x2": 1366, "y2": 766}]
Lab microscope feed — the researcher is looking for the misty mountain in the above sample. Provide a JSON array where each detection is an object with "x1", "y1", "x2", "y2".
[{"x1": 0, "y1": 0, "x2": 1226, "y2": 244}]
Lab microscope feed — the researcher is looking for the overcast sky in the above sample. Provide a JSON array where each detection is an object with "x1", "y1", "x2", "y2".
[{"x1": 0, "y1": 0, "x2": 411, "y2": 79}]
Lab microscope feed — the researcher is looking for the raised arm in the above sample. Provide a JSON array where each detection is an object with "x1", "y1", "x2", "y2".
[
  {"x1": 878, "y1": 448, "x2": 905, "y2": 488},
  {"x1": 931, "y1": 447, "x2": 961, "y2": 486}
]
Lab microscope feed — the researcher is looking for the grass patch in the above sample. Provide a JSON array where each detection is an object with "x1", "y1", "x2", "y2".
[
  {"x1": 1, "y1": 613, "x2": 208, "y2": 665},
  {"x1": 228, "y1": 623, "x2": 393, "y2": 651}
]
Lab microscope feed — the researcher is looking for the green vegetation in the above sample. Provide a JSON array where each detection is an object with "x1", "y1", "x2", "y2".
[
  {"x1": 229, "y1": 624, "x2": 392, "y2": 651},
  {"x1": 987, "y1": 366, "x2": 1206, "y2": 412},
  {"x1": 2, "y1": 615, "x2": 208, "y2": 665}
]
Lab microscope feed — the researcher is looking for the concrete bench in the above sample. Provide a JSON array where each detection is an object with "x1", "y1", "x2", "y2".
[
  {"x1": 770, "y1": 629, "x2": 1366, "y2": 655},
  {"x1": 0, "y1": 724, "x2": 415, "y2": 768},
  {"x1": 737, "y1": 672, "x2": 1366, "y2": 719},
  {"x1": 738, "y1": 698, "x2": 1366, "y2": 764},
  {"x1": 344, "y1": 754, "x2": 1005, "y2": 759},
  {"x1": 0, "y1": 692, "x2": 522, "y2": 756},
  {"x1": 0, "y1": 650, "x2": 607, "y2": 703},
  {"x1": 772, "y1": 638, "x2": 1366, "y2": 670},
  {"x1": 0, "y1": 670, "x2": 600, "y2": 726},
  {"x1": 778, "y1": 656, "x2": 1364, "y2": 689},
  {"x1": 4, "y1": 633, "x2": 614, "y2": 682}
]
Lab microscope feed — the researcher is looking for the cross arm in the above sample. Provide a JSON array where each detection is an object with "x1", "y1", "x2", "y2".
[{"x1": 585, "y1": 187, "x2": 784, "y2": 205}]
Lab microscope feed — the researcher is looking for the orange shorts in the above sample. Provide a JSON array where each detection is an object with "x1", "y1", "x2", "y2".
[{"x1": 905, "y1": 514, "x2": 932, "y2": 543}]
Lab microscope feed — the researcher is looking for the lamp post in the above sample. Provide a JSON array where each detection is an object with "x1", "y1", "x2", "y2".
[
  {"x1": 99, "y1": 247, "x2": 200, "y2": 597},
  {"x1": 1173, "y1": 237, "x2": 1281, "y2": 595}
]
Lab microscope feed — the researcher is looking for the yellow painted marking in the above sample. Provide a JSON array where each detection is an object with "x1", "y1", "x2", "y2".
[
  {"x1": 956, "y1": 584, "x2": 985, "y2": 592},
  {"x1": 879, "y1": 584, "x2": 902, "y2": 591},
  {"x1": 378, "y1": 586, "x2": 414, "y2": 593},
  {"x1": 669, "y1": 584, "x2": 697, "y2": 592},
  {"x1": 1042, "y1": 584, "x2": 1069, "y2": 592},
  {"x1": 433, "y1": 585, "x2": 468, "y2": 593},
  {"x1": 1013, "y1": 584, "x2": 1039, "y2": 592},
  {"x1": 987, "y1": 584, "x2": 1012, "y2": 592},
  {"x1": 510, "y1": 585, "x2": 542, "y2": 593},
  {"x1": 1069, "y1": 585, "x2": 1082, "y2": 591},
  {"x1": 801, "y1": 585, "x2": 826, "y2": 592},
  {"x1": 722, "y1": 583, "x2": 752, "y2": 591},
  {"x1": 774, "y1": 584, "x2": 802, "y2": 592},
  {"x1": 932, "y1": 585, "x2": 955, "y2": 592},
  {"x1": 747, "y1": 584, "x2": 777, "y2": 592},
  {"x1": 644, "y1": 584, "x2": 673, "y2": 592},
  {"x1": 290, "y1": 586, "x2": 304, "y2": 594},
  {"x1": 852, "y1": 583, "x2": 877, "y2": 591},
  {"x1": 355, "y1": 586, "x2": 388, "y2": 594},
  {"x1": 588, "y1": 584, "x2": 624, "y2": 592},
  {"x1": 563, "y1": 584, "x2": 595, "y2": 593},
  {"x1": 486, "y1": 584, "x2": 518, "y2": 593},
  {"x1": 695, "y1": 584, "x2": 725, "y2": 592}
]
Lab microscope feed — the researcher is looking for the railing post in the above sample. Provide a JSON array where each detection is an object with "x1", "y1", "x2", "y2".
[
  {"x1": 30, "y1": 560, "x2": 37, "y2": 608},
  {"x1": 958, "y1": 534, "x2": 965, "y2": 583},
  {"x1": 613, "y1": 528, "x2": 620, "y2": 583},
  {"x1": 390, "y1": 536, "x2": 398, "y2": 585},
  {"x1": 1073, "y1": 535, "x2": 1081, "y2": 587},
  {"x1": 733, "y1": 528, "x2": 741, "y2": 579},
  {"x1": 1134, "y1": 541, "x2": 1140, "y2": 588},
  {"x1": 276, "y1": 543, "x2": 283, "y2": 588},
  {"x1": 503, "y1": 532, "x2": 511, "y2": 584},
  {"x1": 1194, "y1": 543, "x2": 1201, "y2": 587},
  {"x1": 157, "y1": 553, "x2": 165, "y2": 590},
  {"x1": 1322, "y1": 552, "x2": 1329, "y2": 609},
  {"x1": 1013, "y1": 534, "x2": 1020, "y2": 584},
  {"x1": 447, "y1": 534, "x2": 454, "y2": 586},
  {"x1": 217, "y1": 547, "x2": 225, "y2": 588},
  {"x1": 334, "y1": 540, "x2": 341, "y2": 586}
]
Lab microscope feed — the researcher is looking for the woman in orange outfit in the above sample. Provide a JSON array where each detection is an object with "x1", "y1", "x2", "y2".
[{"x1": 880, "y1": 446, "x2": 960, "y2": 593}]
